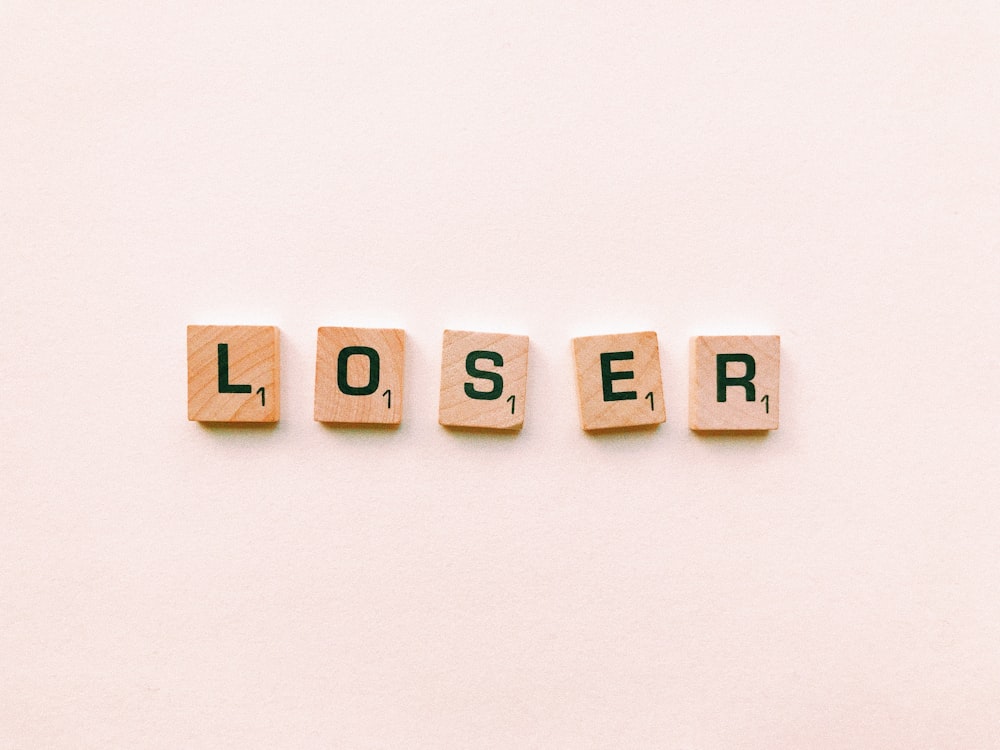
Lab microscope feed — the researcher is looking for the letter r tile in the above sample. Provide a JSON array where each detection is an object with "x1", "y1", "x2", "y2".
[
  {"x1": 689, "y1": 335, "x2": 779, "y2": 431},
  {"x1": 187, "y1": 325, "x2": 280, "y2": 422},
  {"x1": 572, "y1": 331, "x2": 666, "y2": 431}
]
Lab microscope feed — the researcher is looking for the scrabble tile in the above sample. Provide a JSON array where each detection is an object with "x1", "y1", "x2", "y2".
[
  {"x1": 187, "y1": 325, "x2": 280, "y2": 422},
  {"x1": 314, "y1": 327, "x2": 405, "y2": 424},
  {"x1": 689, "y1": 335, "x2": 779, "y2": 431},
  {"x1": 438, "y1": 330, "x2": 529, "y2": 430},
  {"x1": 572, "y1": 331, "x2": 666, "y2": 431}
]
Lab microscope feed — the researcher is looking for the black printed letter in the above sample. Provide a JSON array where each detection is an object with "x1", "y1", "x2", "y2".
[
  {"x1": 217, "y1": 343, "x2": 252, "y2": 394},
  {"x1": 601, "y1": 351, "x2": 637, "y2": 402},
  {"x1": 716, "y1": 353, "x2": 756, "y2": 402},
  {"x1": 338, "y1": 346, "x2": 380, "y2": 396},
  {"x1": 465, "y1": 351, "x2": 504, "y2": 400}
]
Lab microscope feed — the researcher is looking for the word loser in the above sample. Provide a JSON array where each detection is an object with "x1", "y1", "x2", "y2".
[{"x1": 186, "y1": 326, "x2": 780, "y2": 432}]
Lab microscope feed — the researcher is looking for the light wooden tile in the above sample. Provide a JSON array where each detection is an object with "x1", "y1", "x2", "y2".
[
  {"x1": 187, "y1": 325, "x2": 280, "y2": 422},
  {"x1": 314, "y1": 327, "x2": 405, "y2": 425},
  {"x1": 572, "y1": 331, "x2": 666, "y2": 431},
  {"x1": 438, "y1": 330, "x2": 529, "y2": 431},
  {"x1": 689, "y1": 335, "x2": 779, "y2": 431}
]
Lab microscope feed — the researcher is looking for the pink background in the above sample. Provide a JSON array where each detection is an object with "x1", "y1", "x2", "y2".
[{"x1": 3, "y1": 2, "x2": 999, "y2": 747}]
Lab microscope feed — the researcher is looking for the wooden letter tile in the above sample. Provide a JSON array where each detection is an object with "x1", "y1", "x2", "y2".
[
  {"x1": 187, "y1": 325, "x2": 280, "y2": 422},
  {"x1": 314, "y1": 327, "x2": 405, "y2": 425},
  {"x1": 438, "y1": 330, "x2": 529, "y2": 430},
  {"x1": 572, "y1": 331, "x2": 666, "y2": 431},
  {"x1": 689, "y1": 335, "x2": 779, "y2": 431}
]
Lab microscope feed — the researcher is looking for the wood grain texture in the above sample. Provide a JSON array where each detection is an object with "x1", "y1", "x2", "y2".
[
  {"x1": 314, "y1": 327, "x2": 405, "y2": 425},
  {"x1": 187, "y1": 325, "x2": 280, "y2": 422},
  {"x1": 572, "y1": 331, "x2": 666, "y2": 431},
  {"x1": 438, "y1": 330, "x2": 529, "y2": 431},
  {"x1": 689, "y1": 335, "x2": 779, "y2": 431}
]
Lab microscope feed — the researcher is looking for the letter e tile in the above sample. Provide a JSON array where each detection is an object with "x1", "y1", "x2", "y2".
[{"x1": 572, "y1": 331, "x2": 666, "y2": 431}]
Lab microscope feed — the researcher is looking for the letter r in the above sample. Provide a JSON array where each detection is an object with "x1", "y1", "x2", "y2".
[{"x1": 716, "y1": 353, "x2": 756, "y2": 402}]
